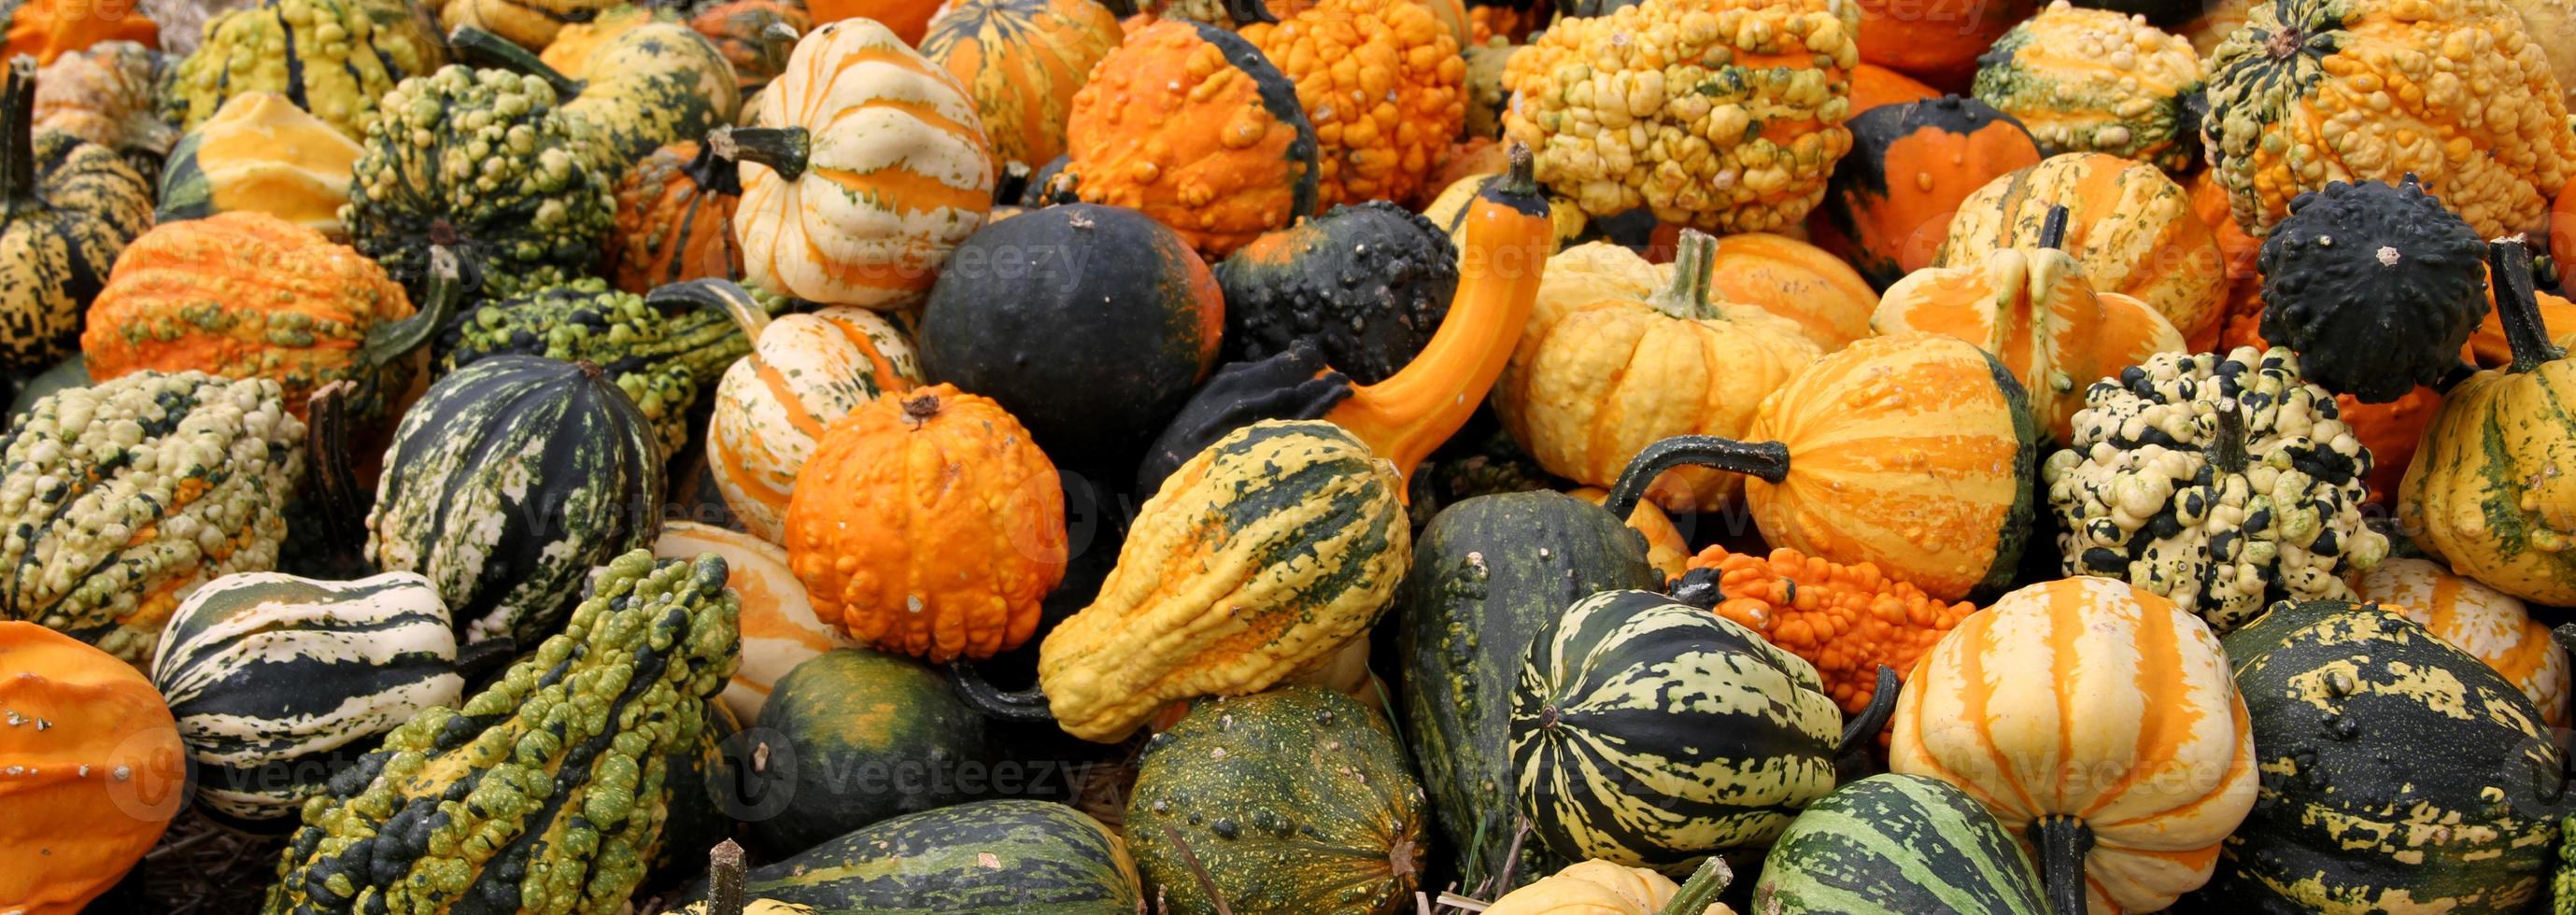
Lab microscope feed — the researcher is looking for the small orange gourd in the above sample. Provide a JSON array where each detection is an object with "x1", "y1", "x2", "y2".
[
  {"x1": 1238, "y1": 0, "x2": 1465, "y2": 208},
  {"x1": 1847, "y1": 63, "x2": 1939, "y2": 113},
  {"x1": 1680, "y1": 544, "x2": 1974, "y2": 718},
  {"x1": 603, "y1": 140, "x2": 743, "y2": 294},
  {"x1": 0, "y1": 622, "x2": 186, "y2": 915},
  {"x1": 4, "y1": 0, "x2": 157, "y2": 66},
  {"x1": 1699, "y1": 232, "x2": 1879, "y2": 352}
]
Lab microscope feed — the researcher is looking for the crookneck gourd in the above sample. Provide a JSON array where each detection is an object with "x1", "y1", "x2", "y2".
[
  {"x1": 2044, "y1": 346, "x2": 2387, "y2": 631},
  {"x1": 447, "y1": 21, "x2": 741, "y2": 178},
  {"x1": 0, "y1": 372, "x2": 304, "y2": 666},
  {"x1": 0, "y1": 56, "x2": 149, "y2": 376},
  {"x1": 156, "y1": 92, "x2": 367, "y2": 239},
  {"x1": 0, "y1": 622, "x2": 186, "y2": 915},
  {"x1": 917, "y1": 0, "x2": 1124, "y2": 169},
  {"x1": 163, "y1": 0, "x2": 447, "y2": 139},
  {"x1": 265, "y1": 550, "x2": 740, "y2": 914},
  {"x1": 1971, "y1": 1, "x2": 2206, "y2": 172},
  {"x1": 438, "y1": 276, "x2": 763, "y2": 458},
  {"x1": 2258, "y1": 175, "x2": 2489, "y2": 402}
]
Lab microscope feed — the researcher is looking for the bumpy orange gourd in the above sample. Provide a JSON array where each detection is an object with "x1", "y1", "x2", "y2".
[
  {"x1": 690, "y1": 0, "x2": 807, "y2": 94},
  {"x1": 1063, "y1": 19, "x2": 1318, "y2": 258},
  {"x1": 1238, "y1": 0, "x2": 1464, "y2": 208},
  {"x1": 783, "y1": 384, "x2": 1068, "y2": 663},
  {"x1": 921, "y1": 0, "x2": 1123, "y2": 169},
  {"x1": 0, "y1": 622, "x2": 186, "y2": 915},
  {"x1": 1940, "y1": 152, "x2": 2227, "y2": 349},
  {"x1": 1685, "y1": 544, "x2": 1974, "y2": 716},
  {"x1": 4, "y1": 0, "x2": 156, "y2": 66},
  {"x1": 604, "y1": 140, "x2": 743, "y2": 294}
]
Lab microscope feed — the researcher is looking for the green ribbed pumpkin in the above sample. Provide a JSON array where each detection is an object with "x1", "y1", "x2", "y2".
[
  {"x1": 149, "y1": 570, "x2": 460, "y2": 827},
  {"x1": 1752, "y1": 774, "x2": 2049, "y2": 914},
  {"x1": 365, "y1": 355, "x2": 662, "y2": 646},
  {"x1": 1508, "y1": 588, "x2": 1846, "y2": 873},
  {"x1": 700, "y1": 799, "x2": 1144, "y2": 911}
]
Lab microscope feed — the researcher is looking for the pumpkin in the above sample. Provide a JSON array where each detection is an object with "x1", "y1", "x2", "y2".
[
  {"x1": 743, "y1": 648, "x2": 997, "y2": 855},
  {"x1": 727, "y1": 18, "x2": 994, "y2": 309},
  {"x1": 603, "y1": 140, "x2": 743, "y2": 293},
  {"x1": 1875, "y1": 204, "x2": 2188, "y2": 441},
  {"x1": 1061, "y1": 19, "x2": 1316, "y2": 258},
  {"x1": 1677, "y1": 544, "x2": 1974, "y2": 719},
  {"x1": 437, "y1": 0, "x2": 618, "y2": 50},
  {"x1": 1938, "y1": 151, "x2": 2227, "y2": 349},
  {"x1": 691, "y1": 800, "x2": 1143, "y2": 911},
  {"x1": 1483, "y1": 861, "x2": 1686, "y2": 915},
  {"x1": 783, "y1": 385, "x2": 1067, "y2": 663},
  {"x1": 920, "y1": 0, "x2": 1123, "y2": 168},
  {"x1": 1238, "y1": 0, "x2": 1464, "y2": 208},
  {"x1": 810, "y1": 0, "x2": 941, "y2": 42},
  {"x1": 918, "y1": 203, "x2": 1224, "y2": 467},
  {"x1": 1851, "y1": 0, "x2": 2034, "y2": 87},
  {"x1": 0, "y1": 57, "x2": 148, "y2": 376},
  {"x1": 2401, "y1": 239, "x2": 2576, "y2": 604},
  {"x1": 2260, "y1": 176, "x2": 2490, "y2": 403},
  {"x1": 448, "y1": 21, "x2": 741, "y2": 178},
  {"x1": 1219, "y1": 201, "x2": 1456, "y2": 386},
  {"x1": 1809, "y1": 96, "x2": 2042, "y2": 290},
  {"x1": 2201, "y1": 599, "x2": 2565, "y2": 912},
  {"x1": 155, "y1": 92, "x2": 363, "y2": 239},
  {"x1": 1606, "y1": 333, "x2": 2039, "y2": 601},
  {"x1": 654, "y1": 521, "x2": 852, "y2": 722},
  {"x1": 1752, "y1": 775, "x2": 2048, "y2": 914},
  {"x1": 82, "y1": 213, "x2": 445, "y2": 425},
  {"x1": 31, "y1": 41, "x2": 173, "y2": 180},
  {"x1": 1126, "y1": 686, "x2": 1429, "y2": 913},
  {"x1": 0, "y1": 622, "x2": 185, "y2": 915},
  {"x1": 1494, "y1": 233, "x2": 1823, "y2": 512},
  {"x1": 1695, "y1": 232, "x2": 1878, "y2": 351},
  {"x1": 2354, "y1": 556, "x2": 2570, "y2": 727},
  {"x1": 1847, "y1": 63, "x2": 1939, "y2": 113},
  {"x1": 1890, "y1": 577, "x2": 2258, "y2": 915},
  {"x1": 1970, "y1": 2, "x2": 2205, "y2": 172},
  {"x1": 706, "y1": 304, "x2": 922, "y2": 543},
  {"x1": 0, "y1": 0, "x2": 156, "y2": 66},
  {"x1": 2203, "y1": 0, "x2": 2576, "y2": 240},
  {"x1": 690, "y1": 0, "x2": 807, "y2": 94},
  {"x1": 148, "y1": 570, "x2": 460, "y2": 825},
  {"x1": 166, "y1": 0, "x2": 447, "y2": 140},
  {"x1": 1501, "y1": 0, "x2": 1859, "y2": 232},
  {"x1": 1021, "y1": 420, "x2": 1408, "y2": 742}
]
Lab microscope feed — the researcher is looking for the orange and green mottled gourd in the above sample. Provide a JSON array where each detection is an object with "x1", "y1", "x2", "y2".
[
  {"x1": 729, "y1": 19, "x2": 994, "y2": 309},
  {"x1": 1970, "y1": 2, "x2": 2206, "y2": 172},
  {"x1": 604, "y1": 140, "x2": 743, "y2": 294},
  {"x1": 3, "y1": 0, "x2": 157, "y2": 65},
  {"x1": 919, "y1": 0, "x2": 1123, "y2": 169},
  {"x1": 0, "y1": 622, "x2": 186, "y2": 915},
  {"x1": 1939, "y1": 151, "x2": 2226, "y2": 349},
  {"x1": 708, "y1": 303, "x2": 923, "y2": 543},
  {"x1": 1682, "y1": 544, "x2": 1974, "y2": 718},
  {"x1": 1238, "y1": 0, "x2": 1465, "y2": 208},
  {"x1": 1062, "y1": 19, "x2": 1318, "y2": 259},
  {"x1": 1890, "y1": 577, "x2": 2258, "y2": 915},
  {"x1": 2354, "y1": 556, "x2": 2570, "y2": 727},
  {"x1": 690, "y1": 0, "x2": 807, "y2": 94},
  {"x1": 784, "y1": 385, "x2": 1066, "y2": 664}
]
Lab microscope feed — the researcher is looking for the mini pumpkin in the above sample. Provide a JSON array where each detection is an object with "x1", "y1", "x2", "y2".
[
  {"x1": 707, "y1": 303, "x2": 923, "y2": 542},
  {"x1": 919, "y1": 0, "x2": 1122, "y2": 169},
  {"x1": 1851, "y1": 0, "x2": 2034, "y2": 86},
  {"x1": 603, "y1": 139, "x2": 743, "y2": 294},
  {"x1": 0, "y1": 57, "x2": 151, "y2": 376},
  {"x1": 2259, "y1": 176, "x2": 2489, "y2": 403},
  {"x1": 2355, "y1": 556, "x2": 2571, "y2": 727},
  {"x1": 1940, "y1": 151, "x2": 2227, "y2": 348},
  {"x1": 1971, "y1": 1, "x2": 2206, "y2": 172},
  {"x1": 0, "y1": 622, "x2": 187, "y2": 915},
  {"x1": 1062, "y1": 19, "x2": 1317, "y2": 258},
  {"x1": 1809, "y1": 96, "x2": 2043, "y2": 289},
  {"x1": 1238, "y1": 0, "x2": 1465, "y2": 208},
  {"x1": 1696, "y1": 232, "x2": 1878, "y2": 351}
]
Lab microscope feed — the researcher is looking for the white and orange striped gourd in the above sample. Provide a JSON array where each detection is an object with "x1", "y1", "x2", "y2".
[
  {"x1": 727, "y1": 19, "x2": 996, "y2": 310},
  {"x1": 2354, "y1": 556, "x2": 2571, "y2": 728},
  {"x1": 707, "y1": 305, "x2": 924, "y2": 542},
  {"x1": 653, "y1": 522, "x2": 854, "y2": 722},
  {"x1": 1890, "y1": 577, "x2": 2258, "y2": 915}
]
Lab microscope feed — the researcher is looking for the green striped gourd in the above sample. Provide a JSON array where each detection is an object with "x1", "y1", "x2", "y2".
[
  {"x1": 438, "y1": 277, "x2": 765, "y2": 458},
  {"x1": 149, "y1": 570, "x2": 461, "y2": 826},
  {"x1": 1508, "y1": 588, "x2": 1847, "y2": 873},
  {"x1": 701, "y1": 800, "x2": 1143, "y2": 912},
  {"x1": 1126, "y1": 686, "x2": 1429, "y2": 914},
  {"x1": 266, "y1": 550, "x2": 739, "y2": 913},
  {"x1": 2202, "y1": 599, "x2": 2567, "y2": 913},
  {"x1": 0, "y1": 371, "x2": 304, "y2": 665},
  {"x1": 1752, "y1": 774, "x2": 2048, "y2": 914},
  {"x1": 366, "y1": 355, "x2": 663, "y2": 646}
]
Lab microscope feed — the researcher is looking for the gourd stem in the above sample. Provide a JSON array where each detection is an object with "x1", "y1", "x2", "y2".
[
  {"x1": 648, "y1": 277, "x2": 771, "y2": 341},
  {"x1": 714, "y1": 125, "x2": 812, "y2": 182},
  {"x1": 1657, "y1": 856, "x2": 1733, "y2": 915},
  {"x1": 304, "y1": 381, "x2": 366, "y2": 556},
  {"x1": 708, "y1": 838, "x2": 748, "y2": 915},
  {"x1": 947, "y1": 661, "x2": 1057, "y2": 723},
  {"x1": 2210, "y1": 406, "x2": 2248, "y2": 474},
  {"x1": 1223, "y1": 0, "x2": 1280, "y2": 25},
  {"x1": 2036, "y1": 204, "x2": 2071, "y2": 251},
  {"x1": 680, "y1": 139, "x2": 745, "y2": 197},
  {"x1": 1832, "y1": 666, "x2": 1902, "y2": 757},
  {"x1": 366, "y1": 246, "x2": 463, "y2": 367},
  {"x1": 2032, "y1": 815, "x2": 2095, "y2": 915},
  {"x1": 1499, "y1": 142, "x2": 1537, "y2": 197},
  {"x1": 2491, "y1": 238, "x2": 2561, "y2": 374},
  {"x1": 1606, "y1": 436, "x2": 1791, "y2": 521},
  {"x1": 0, "y1": 58, "x2": 35, "y2": 212},
  {"x1": 447, "y1": 24, "x2": 587, "y2": 100},
  {"x1": 758, "y1": 21, "x2": 800, "y2": 71},
  {"x1": 1649, "y1": 230, "x2": 1720, "y2": 321}
]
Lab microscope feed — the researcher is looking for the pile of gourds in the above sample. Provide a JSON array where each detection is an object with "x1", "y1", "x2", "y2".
[{"x1": 1, "y1": 0, "x2": 2574, "y2": 909}]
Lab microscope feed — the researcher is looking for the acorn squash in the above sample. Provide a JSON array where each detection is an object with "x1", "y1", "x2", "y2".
[
  {"x1": 1752, "y1": 775, "x2": 2048, "y2": 915},
  {"x1": 1217, "y1": 201, "x2": 1456, "y2": 386},
  {"x1": 2258, "y1": 176, "x2": 2489, "y2": 403},
  {"x1": 743, "y1": 649, "x2": 996, "y2": 856}
]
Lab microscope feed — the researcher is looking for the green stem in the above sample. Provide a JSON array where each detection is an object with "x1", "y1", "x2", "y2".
[
  {"x1": 1650, "y1": 230, "x2": 1720, "y2": 320},
  {"x1": 1606, "y1": 436, "x2": 1791, "y2": 520},
  {"x1": 2491, "y1": 237, "x2": 2562, "y2": 374},
  {"x1": 1223, "y1": 0, "x2": 1278, "y2": 24},
  {"x1": 713, "y1": 125, "x2": 812, "y2": 182},
  {"x1": 2032, "y1": 815, "x2": 2095, "y2": 915},
  {"x1": 1833, "y1": 666, "x2": 1901, "y2": 757},
  {"x1": 758, "y1": 20, "x2": 800, "y2": 71},
  {"x1": 2210, "y1": 406, "x2": 2247, "y2": 474},
  {"x1": 1, "y1": 58, "x2": 35, "y2": 214},
  {"x1": 2036, "y1": 204, "x2": 2071, "y2": 251},
  {"x1": 304, "y1": 380, "x2": 364, "y2": 551},
  {"x1": 446, "y1": 24, "x2": 586, "y2": 101},
  {"x1": 365, "y1": 246, "x2": 462, "y2": 368},
  {"x1": 647, "y1": 277, "x2": 771, "y2": 342},
  {"x1": 947, "y1": 661, "x2": 1056, "y2": 723},
  {"x1": 1657, "y1": 856, "x2": 1733, "y2": 915},
  {"x1": 708, "y1": 838, "x2": 748, "y2": 915},
  {"x1": 1500, "y1": 142, "x2": 1537, "y2": 197}
]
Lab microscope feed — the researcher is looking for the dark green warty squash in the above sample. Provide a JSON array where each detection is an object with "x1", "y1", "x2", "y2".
[
  {"x1": 1125, "y1": 685, "x2": 1429, "y2": 915},
  {"x1": 1752, "y1": 774, "x2": 2048, "y2": 914},
  {"x1": 0, "y1": 371, "x2": 304, "y2": 666},
  {"x1": 2258, "y1": 175, "x2": 2489, "y2": 403},
  {"x1": 743, "y1": 648, "x2": 996, "y2": 858},
  {"x1": 696, "y1": 799, "x2": 1143, "y2": 913},
  {"x1": 0, "y1": 57, "x2": 149, "y2": 375},
  {"x1": 446, "y1": 21, "x2": 740, "y2": 178},
  {"x1": 439, "y1": 276, "x2": 763, "y2": 458},
  {"x1": 365, "y1": 355, "x2": 663, "y2": 646},
  {"x1": 265, "y1": 550, "x2": 740, "y2": 914},
  {"x1": 341, "y1": 65, "x2": 617, "y2": 301},
  {"x1": 1395, "y1": 490, "x2": 1659, "y2": 892},
  {"x1": 1215, "y1": 201, "x2": 1457, "y2": 386},
  {"x1": 162, "y1": 0, "x2": 448, "y2": 140},
  {"x1": 2196, "y1": 599, "x2": 2568, "y2": 913}
]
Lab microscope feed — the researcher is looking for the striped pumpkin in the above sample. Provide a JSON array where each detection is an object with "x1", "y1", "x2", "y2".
[
  {"x1": 653, "y1": 522, "x2": 851, "y2": 723},
  {"x1": 2355, "y1": 557, "x2": 2571, "y2": 728},
  {"x1": 1035, "y1": 420, "x2": 1409, "y2": 743},
  {"x1": 729, "y1": 19, "x2": 995, "y2": 310},
  {"x1": 1508, "y1": 588, "x2": 1846, "y2": 872},
  {"x1": 917, "y1": 0, "x2": 1122, "y2": 168},
  {"x1": 1890, "y1": 577, "x2": 2258, "y2": 915},
  {"x1": 706, "y1": 305, "x2": 922, "y2": 542},
  {"x1": 364, "y1": 356, "x2": 663, "y2": 646},
  {"x1": 148, "y1": 571, "x2": 461, "y2": 825},
  {"x1": 1752, "y1": 774, "x2": 2047, "y2": 914},
  {"x1": 1937, "y1": 152, "x2": 2226, "y2": 349}
]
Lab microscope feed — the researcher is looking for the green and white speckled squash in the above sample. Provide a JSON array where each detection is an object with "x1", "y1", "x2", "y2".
[
  {"x1": 365, "y1": 355, "x2": 663, "y2": 646},
  {"x1": 149, "y1": 570, "x2": 462, "y2": 825}
]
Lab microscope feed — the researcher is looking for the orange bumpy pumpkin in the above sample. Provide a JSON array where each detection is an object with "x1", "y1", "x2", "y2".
[
  {"x1": 1683, "y1": 544, "x2": 1974, "y2": 717},
  {"x1": 5, "y1": 0, "x2": 157, "y2": 66},
  {"x1": 604, "y1": 140, "x2": 743, "y2": 294},
  {"x1": 1063, "y1": 19, "x2": 1319, "y2": 257},
  {"x1": 0, "y1": 622, "x2": 186, "y2": 915},
  {"x1": 1238, "y1": 0, "x2": 1465, "y2": 208},
  {"x1": 782, "y1": 384, "x2": 1069, "y2": 662}
]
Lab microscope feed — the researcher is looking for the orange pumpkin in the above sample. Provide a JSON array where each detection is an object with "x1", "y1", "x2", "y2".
[
  {"x1": 1699, "y1": 232, "x2": 1878, "y2": 352},
  {"x1": 0, "y1": 622, "x2": 186, "y2": 915},
  {"x1": 604, "y1": 140, "x2": 743, "y2": 294},
  {"x1": 1809, "y1": 96, "x2": 2043, "y2": 290},
  {"x1": 1852, "y1": 0, "x2": 2034, "y2": 87},
  {"x1": 809, "y1": 0, "x2": 941, "y2": 43},
  {"x1": 920, "y1": 0, "x2": 1123, "y2": 168},
  {"x1": 1940, "y1": 151, "x2": 2227, "y2": 350},
  {"x1": 4, "y1": 0, "x2": 157, "y2": 66},
  {"x1": 1847, "y1": 63, "x2": 1940, "y2": 113},
  {"x1": 782, "y1": 384, "x2": 1069, "y2": 663}
]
